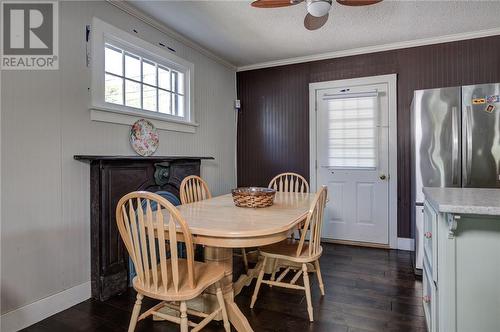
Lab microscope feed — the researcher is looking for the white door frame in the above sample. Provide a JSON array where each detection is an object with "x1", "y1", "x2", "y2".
[{"x1": 309, "y1": 74, "x2": 398, "y2": 249}]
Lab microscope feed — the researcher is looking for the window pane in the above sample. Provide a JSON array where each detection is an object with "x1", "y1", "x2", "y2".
[
  {"x1": 177, "y1": 72, "x2": 185, "y2": 95},
  {"x1": 171, "y1": 71, "x2": 178, "y2": 93},
  {"x1": 159, "y1": 90, "x2": 171, "y2": 114},
  {"x1": 327, "y1": 96, "x2": 377, "y2": 169},
  {"x1": 176, "y1": 94, "x2": 185, "y2": 117},
  {"x1": 142, "y1": 60, "x2": 156, "y2": 86},
  {"x1": 125, "y1": 52, "x2": 141, "y2": 81},
  {"x1": 105, "y1": 74, "x2": 123, "y2": 105},
  {"x1": 142, "y1": 85, "x2": 157, "y2": 111},
  {"x1": 105, "y1": 45, "x2": 122, "y2": 76},
  {"x1": 172, "y1": 94, "x2": 177, "y2": 116},
  {"x1": 158, "y1": 67, "x2": 171, "y2": 90},
  {"x1": 125, "y1": 80, "x2": 141, "y2": 108}
]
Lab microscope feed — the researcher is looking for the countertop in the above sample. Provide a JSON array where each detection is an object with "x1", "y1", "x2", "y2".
[{"x1": 423, "y1": 187, "x2": 500, "y2": 215}]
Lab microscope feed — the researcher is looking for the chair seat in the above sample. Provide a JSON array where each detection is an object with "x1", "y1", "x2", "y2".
[
  {"x1": 260, "y1": 238, "x2": 322, "y2": 263},
  {"x1": 133, "y1": 259, "x2": 225, "y2": 301}
]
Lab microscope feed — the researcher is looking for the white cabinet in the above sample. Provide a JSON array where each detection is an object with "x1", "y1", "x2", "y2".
[
  {"x1": 415, "y1": 205, "x2": 424, "y2": 270},
  {"x1": 423, "y1": 259, "x2": 437, "y2": 332},
  {"x1": 423, "y1": 199, "x2": 500, "y2": 332},
  {"x1": 423, "y1": 202, "x2": 438, "y2": 332},
  {"x1": 423, "y1": 202, "x2": 438, "y2": 282}
]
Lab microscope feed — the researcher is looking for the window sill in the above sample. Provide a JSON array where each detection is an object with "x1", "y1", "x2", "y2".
[{"x1": 90, "y1": 107, "x2": 198, "y2": 133}]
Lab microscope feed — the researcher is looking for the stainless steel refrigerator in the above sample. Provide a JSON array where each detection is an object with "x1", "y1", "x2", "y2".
[{"x1": 412, "y1": 83, "x2": 500, "y2": 273}]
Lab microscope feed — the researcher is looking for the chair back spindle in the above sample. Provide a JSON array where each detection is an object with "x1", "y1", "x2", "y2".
[
  {"x1": 296, "y1": 186, "x2": 327, "y2": 258},
  {"x1": 116, "y1": 191, "x2": 195, "y2": 294},
  {"x1": 180, "y1": 175, "x2": 212, "y2": 204},
  {"x1": 268, "y1": 172, "x2": 309, "y2": 193}
]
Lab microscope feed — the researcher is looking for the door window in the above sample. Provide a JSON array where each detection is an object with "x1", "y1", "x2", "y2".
[{"x1": 325, "y1": 94, "x2": 378, "y2": 169}]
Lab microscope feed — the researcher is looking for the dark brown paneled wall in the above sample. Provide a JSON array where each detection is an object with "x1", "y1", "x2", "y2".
[{"x1": 236, "y1": 35, "x2": 500, "y2": 238}]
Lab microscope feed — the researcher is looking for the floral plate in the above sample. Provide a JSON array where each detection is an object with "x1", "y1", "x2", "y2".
[{"x1": 130, "y1": 119, "x2": 159, "y2": 156}]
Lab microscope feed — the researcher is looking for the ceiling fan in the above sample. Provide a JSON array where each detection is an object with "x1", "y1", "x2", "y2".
[{"x1": 251, "y1": 0, "x2": 382, "y2": 30}]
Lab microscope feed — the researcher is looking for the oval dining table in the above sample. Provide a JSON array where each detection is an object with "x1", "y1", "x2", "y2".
[{"x1": 159, "y1": 191, "x2": 316, "y2": 332}]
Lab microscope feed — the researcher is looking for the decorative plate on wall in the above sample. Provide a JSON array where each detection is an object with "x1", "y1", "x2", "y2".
[{"x1": 130, "y1": 119, "x2": 159, "y2": 156}]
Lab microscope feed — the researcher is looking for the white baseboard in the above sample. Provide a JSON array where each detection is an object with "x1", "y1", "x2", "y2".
[
  {"x1": 0, "y1": 281, "x2": 91, "y2": 332},
  {"x1": 397, "y1": 237, "x2": 415, "y2": 251}
]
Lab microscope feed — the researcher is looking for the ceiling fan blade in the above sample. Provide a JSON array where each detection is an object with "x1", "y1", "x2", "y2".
[
  {"x1": 336, "y1": 0, "x2": 382, "y2": 6},
  {"x1": 251, "y1": 0, "x2": 301, "y2": 8},
  {"x1": 304, "y1": 13, "x2": 329, "y2": 30}
]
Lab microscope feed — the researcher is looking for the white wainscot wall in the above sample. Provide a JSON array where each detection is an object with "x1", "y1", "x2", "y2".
[{"x1": 0, "y1": 1, "x2": 237, "y2": 330}]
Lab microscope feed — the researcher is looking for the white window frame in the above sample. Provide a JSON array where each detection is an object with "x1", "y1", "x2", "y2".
[{"x1": 90, "y1": 17, "x2": 197, "y2": 133}]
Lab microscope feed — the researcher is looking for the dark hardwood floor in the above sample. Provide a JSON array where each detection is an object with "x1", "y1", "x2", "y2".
[{"x1": 23, "y1": 244, "x2": 426, "y2": 332}]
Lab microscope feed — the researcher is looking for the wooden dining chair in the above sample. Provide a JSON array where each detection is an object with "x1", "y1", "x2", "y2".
[
  {"x1": 267, "y1": 172, "x2": 310, "y2": 281},
  {"x1": 116, "y1": 191, "x2": 230, "y2": 332},
  {"x1": 250, "y1": 186, "x2": 327, "y2": 322},
  {"x1": 268, "y1": 172, "x2": 309, "y2": 193},
  {"x1": 180, "y1": 175, "x2": 212, "y2": 204},
  {"x1": 268, "y1": 172, "x2": 310, "y2": 241},
  {"x1": 180, "y1": 175, "x2": 250, "y2": 272}
]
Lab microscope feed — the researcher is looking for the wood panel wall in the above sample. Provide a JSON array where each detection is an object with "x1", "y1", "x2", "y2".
[{"x1": 236, "y1": 35, "x2": 500, "y2": 238}]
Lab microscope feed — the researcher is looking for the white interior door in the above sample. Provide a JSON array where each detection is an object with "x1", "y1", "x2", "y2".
[{"x1": 316, "y1": 82, "x2": 390, "y2": 244}]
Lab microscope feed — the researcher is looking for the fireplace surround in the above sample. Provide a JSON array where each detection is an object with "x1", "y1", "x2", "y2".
[{"x1": 74, "y1": 155, "x2": 213, "y2": 300}]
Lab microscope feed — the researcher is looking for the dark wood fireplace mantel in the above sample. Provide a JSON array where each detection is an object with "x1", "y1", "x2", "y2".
[
  {"x1": 74, "y1": 155, "x2": 214, "y2": 161},
  {"x1": 75, "y1": 155, "x2": 213, "y2": 300}
]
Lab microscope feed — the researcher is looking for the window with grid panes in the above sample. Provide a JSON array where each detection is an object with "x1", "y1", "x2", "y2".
[
  {"x1": 90, "y1": 18, "x2": 194, "y2": 130},
  {"x1": 104, "y1": 43, "x2": 187, "y2": 118}
]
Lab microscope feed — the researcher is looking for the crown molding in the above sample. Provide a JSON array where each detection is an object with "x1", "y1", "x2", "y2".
[
  {"x1": 237, "y1": 27, "x2": 500, "y2": 72},
  {"x1": 106, "y1": 0, "x2": 237, "y2": 71}
]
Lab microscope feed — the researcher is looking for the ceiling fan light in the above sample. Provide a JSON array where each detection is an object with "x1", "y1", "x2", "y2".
[{"x1": 306, "y1": 0, "x2": 332, "y2": 17}]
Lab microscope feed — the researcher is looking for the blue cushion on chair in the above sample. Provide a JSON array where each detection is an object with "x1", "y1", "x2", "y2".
[{"x1": 140, "y1": 191, "x2": 181, "y2": 210}]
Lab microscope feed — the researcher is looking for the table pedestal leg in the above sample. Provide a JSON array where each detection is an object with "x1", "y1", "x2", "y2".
[{"x1": 205, "y1": 247, "x2": 254, "y2": 332}]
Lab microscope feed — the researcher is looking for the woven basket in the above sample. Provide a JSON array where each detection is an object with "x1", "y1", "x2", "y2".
[{"x1": 231, "y1": 187, "x2": 276, "y2": 208}]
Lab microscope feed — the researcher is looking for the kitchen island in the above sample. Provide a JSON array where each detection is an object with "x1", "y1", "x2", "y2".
[{"x1": 422, "y1": 187, "x2": 500, "y2": 332}]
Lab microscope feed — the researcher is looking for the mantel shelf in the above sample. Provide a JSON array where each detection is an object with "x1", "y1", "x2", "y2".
[{"x1": 74, "y1": 155, "x2": 214, "y2": 162}]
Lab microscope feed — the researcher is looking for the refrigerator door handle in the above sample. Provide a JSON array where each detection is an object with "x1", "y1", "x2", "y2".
[
  {"x1": 464, "y1": 105, "x2": 473, "y2": 185},
  {"x1": 451, "y1": 106, "x2": 459, "y2": 185}
]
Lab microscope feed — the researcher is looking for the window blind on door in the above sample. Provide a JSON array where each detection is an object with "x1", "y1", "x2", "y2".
[{"x1": 325, "y1": 94, "x2": 378, "y2": 169}]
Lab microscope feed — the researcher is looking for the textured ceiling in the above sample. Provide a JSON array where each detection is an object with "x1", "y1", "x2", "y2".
[{"x1": 128, "y1": 1, "x2": 500, "y2": 68}]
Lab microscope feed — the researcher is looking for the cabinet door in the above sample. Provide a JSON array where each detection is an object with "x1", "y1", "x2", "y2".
[
  {"x1": 415, "y1": 205, "x2": 424, "y2": 270},
  {"x1": 423, "y1": 201, "x2": 438, "y2": 282},
  {"x1": 423, "y1": 259, "x2": 438, "y2": 332},
  {"x1": 423, "y1": 263, "x2": 432, "y2": 332}
]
